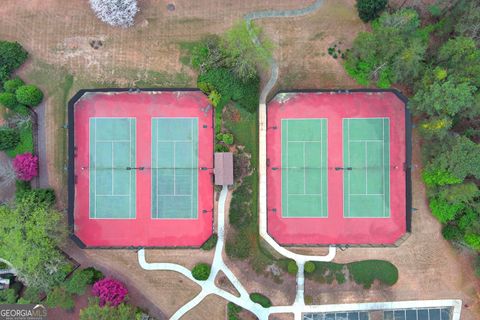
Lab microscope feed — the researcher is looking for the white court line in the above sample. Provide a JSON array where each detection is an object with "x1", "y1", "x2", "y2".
[
  {"x1": 303, "y1": 142, "x2": 306, "y2": 194},
  {"x1": 94, "y1": 118, "x2": 97, "y2": 218},
  {"x1": 190, "y1": 118, "x2": 194, "y2": 218},
  {"x1": 365, "y1": 141, "x2": 367, "y2": 195}
]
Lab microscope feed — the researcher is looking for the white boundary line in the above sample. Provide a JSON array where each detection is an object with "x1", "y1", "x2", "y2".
[
  {"x1": 89, "y1": 117, "x2": 136, "y2": 220},
  {"x1": 151, "y1": 117, "x2": 199, "y2": 220},
  {"x1": 281, "y1": 119, "x2": 328, "y2": 219},
  {"x1": 343, "y1": 118, "x2": 391, "y2": 219}
]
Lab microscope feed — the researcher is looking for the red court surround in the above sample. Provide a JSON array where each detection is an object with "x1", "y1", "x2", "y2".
[
  {"x1": 73, "y1": 91, "x2": 213, "y2": 247},
  {"x1": 267, "y1": 92, "x2": 406, "y2": 245}
]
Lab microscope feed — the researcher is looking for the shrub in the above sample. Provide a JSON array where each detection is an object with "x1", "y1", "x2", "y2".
[
  {"x1": 0, "y1": 41, "x2": 28, "y2": 83},
  {"x1": 201, "y1": 233, "x2": 218, "y2": 251},
  {"x1": 92, "y1": 278, "x2": 128, "y2": 307},
  {"x1": 80, "y1": 298, "x2": 136, "y2": 320},
  {"x1": 6, "y1": 125, "x2": 33, "y2": 157},
  {"x1": 287, "y1": 260, "x2": 298, "y2": 275},
  {"x1": 304, "y1": 261, "x2": 316, "y2": 273},
  {"x1": 464, "y1": 233, "x2": 480, "y2": 251},
  {"x1": 347, "y1": 260, "x2": 398, "y2": 289},
  {"x1": 249, "y1": 293, "x2": 272, "y2": 308},
  {"x1": 15, "y1": 85, "x2": 43, "y2": 107},
  {"x1": 89, "y1": 0, "x2": 139, "y2": 27},
  {"x1": 222, "y1": 133, "x2": 234, "y2": 145},
  {"x1": 215, "y1": 143, "x2": 229, "y2": 152},
  {"x1": 0, "y1": 92, "x2": 18, "y2": 110},
  {"x1": 3, "y1": 77, "x2": 25, "y2": 93},
  {"x1": 422, "y1": 168, "x2": 463, "y2": 187},
  {"x1": 45, "y1": 287, "x2": 75, "y2": 311},
  {"x1": 304, "y1": 295, "x2": 313, "y2": 305},
  {"x1": 356, "y1": 0, "x2": 388, "y2": 22},
  {"x1": 227, "y1": 302, "x2": 242, "y2": 320},
  {"x1": 191, "y1": 263, "x2": 211, "y2": 281},
  {"x1": 429, "y1": 197, "x2": 464, "y2": 223},
  {"x1": 83, "y1": 267, "x2": 104, "y2": 284},
  {"x1": 12, "y1": 153, "x2": 38, "y2": 181},
  {"x1": 16, "y1": 188, "x2": 56, "y2": 207},
  {"x1": 15, "y1": 179, "x2": 31, "y2": 192},
  {"x1": 65, "y1": 269, "x2": 92, "y2": 295},
  {"x1": 442, "y1": 224, "x2": 463, "y2": 241},
  {"x1": 0, "y1": 127, "x2": 20, "y2": 151},
  {"x1": 0, "y1": 288, "x2": 17, "y2": 304}
]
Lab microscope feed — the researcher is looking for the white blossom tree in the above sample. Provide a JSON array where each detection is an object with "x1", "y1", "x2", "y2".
[{"x1": 89, "y1": 0, "x2": 139, "y2": 28}]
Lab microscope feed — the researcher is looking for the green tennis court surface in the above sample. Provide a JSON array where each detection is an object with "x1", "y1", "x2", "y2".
[
  {"x1": 152, "y1": 118, "x2": 198, "y2": 219},
  {"x1": 282, "y1": 119, "x2": 328, "y2": 217},
  {"x1": 343, "y1": 118, "x2": 390, "y2": 217},
  {"x1": 89, "y1": 118, "x2": 136, "y2": 219}
]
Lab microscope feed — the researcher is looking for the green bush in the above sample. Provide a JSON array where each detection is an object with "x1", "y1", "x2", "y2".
[
  {"x1": 249, "y1": 293, "x2": 271, "y2": 308},
  {"x1": 347, "y1": 260, "x2": 398, "y2": 289},
  {"x1": 0, "y1": 127, "x2": 20, "y2": 151},
  {"x1": 422, "y1": 168, "x2": 462, "y2": 186},
  {"x1": 429, "y1": 197, "x2": 464, "y2": 223},
  {"x1": 442, "y1": 224, "x2": 463, "y2": 241},
  {"x1": 215, "y1": 143, "x2": 229, "y2": 152},
  {"x1": 227, "y1": 302, "x2": 242, "y2": 320},
  {"x1": 45, "y1": 287, "x2": 75, "y2": 311},
  {"x1": 304, "y1": 261, "x2": 316, "y2": 273},
  {"x1": 0, "y1": 92, "x2": 18, "y2": 110},
  {"x1": 287, "y1": 260, "x2": 298, "y2": 275},
  {"x1": 201, "y1": 233, "x2": 218, "y2": 251},
  {"x1": 82, "y1": 267, "x2": 104, "y2": 284},
  {"x1": 191, "y1": 263, "x2": 211, "y2": 281},
  {"x1": 15, "y1": 85, "x2": 43, "y2": 107},
  {"x1": 4, "y1": 77, "x2": 25, "y2": 93},
  {"x1": 464, "y1": 233, "x2": 480, "y2": 251},
  {"x1": 0, "y1": 288, "x2": 18, "y2": 304},
  {"x1": 356, "y1": 0, "x2": 388, "y2": 22},
  {"x1": 16, "y1": 188, "x2": 56, "y2": 208},
  {"x1": 15, "y1": 179, "x2": 31, "y2": 192},
  {"x1": 222, "y1": 133, "x2": 234, "y2": 145},
  {"x1": 6, "y1": 124, "x2": 33, "y2": 157},
  {"x1": 0, "y1": 41, "x2": 28, "y2": 83},
  {"x1": 65, "y1": 269, "x2": 92, "y2": 295}
]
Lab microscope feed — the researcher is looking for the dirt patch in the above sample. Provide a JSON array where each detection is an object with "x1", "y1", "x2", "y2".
[
  {"x1": 181, "y1": 294, "x2": 228, "y2": 320},
  {"x1": 302, "y1": 131, "x2": 480, "y2": 319},
  {"x1": 215, "y1": 270, "x2": 240, "y2": 297},
  {"x1": 270, "y1": 313, "x2": 295, "y2": 320}
]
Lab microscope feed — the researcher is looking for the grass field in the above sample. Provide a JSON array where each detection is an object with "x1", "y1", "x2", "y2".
[{"x1": 6, "y1": 124, "x2": 33, "y2": 157}]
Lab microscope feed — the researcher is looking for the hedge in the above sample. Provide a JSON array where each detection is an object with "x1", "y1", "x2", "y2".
[
  {"x1": 249, "y1": 293, "x2": 271, "y2": 308},
  {"x1": 201, "y1": 233, "x2": 218, "y2": 251},
  {"x1": 15, "y1": 85, "x2": 43, "y2": 107},
  {"x1": 347, "y1": 260, "x2": 398, "y2": 288},
  {"x1": 191, "y1": 263, "x2": 211, "y2": 281}
]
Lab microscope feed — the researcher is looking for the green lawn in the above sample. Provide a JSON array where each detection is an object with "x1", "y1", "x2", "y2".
[{"x1": 6, "y1": 124, "x2": 33, "y2": 157}]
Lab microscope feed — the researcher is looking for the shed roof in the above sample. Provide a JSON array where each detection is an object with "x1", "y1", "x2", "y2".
[{"x1": 214, "y1": 152, "x2": 234, "y2": 186}]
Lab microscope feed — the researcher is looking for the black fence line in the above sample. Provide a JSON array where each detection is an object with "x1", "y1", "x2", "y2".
[
  {"x1": 67, "y1": 88, "x2": 215, "y2": 249},
  {"x1": 265, "y1": 88, "x2": 413, "y2": 247}
]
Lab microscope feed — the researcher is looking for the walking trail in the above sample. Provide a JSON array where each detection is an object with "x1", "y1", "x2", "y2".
[{"x1": 138, "y1": 1, "x2": 462, "y2": 319}]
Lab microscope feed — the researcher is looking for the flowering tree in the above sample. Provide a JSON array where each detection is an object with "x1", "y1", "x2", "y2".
[
  {"x1": 92, "y1": 278, "x2": 128, "y2": 307},
  {"x1": 89, "y1": 0, "x2": 139, "y2": 28},
  {"x1": 13, "y1": 153, "x2": 38, "y2": 181}
]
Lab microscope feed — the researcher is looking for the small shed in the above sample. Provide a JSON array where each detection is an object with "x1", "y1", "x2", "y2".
[{"x1": 214, "y1": 152, "x2": 234, "y2": 186}]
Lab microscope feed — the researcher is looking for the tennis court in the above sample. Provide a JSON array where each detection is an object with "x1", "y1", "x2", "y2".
[
  {"x1": 151, "y1": 118, "x2": 198, "y2": 219},
  {"x1": 267, "y1": 91, "x2": 409, "y2": 245},
  {"x1": 281, "y1": 119, "x2": 328, "y2": 217},
  {"x1": 343, "y1": 118, "x2": 390, "y2": 218},
  {"x1": 89, "y1": 117, "x2": 136, "y2": 219}
]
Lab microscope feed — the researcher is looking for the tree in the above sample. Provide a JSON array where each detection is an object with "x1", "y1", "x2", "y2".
[
  {"x1": 92, "y1": 278, "x2": 128, "y2": 307},
  {"x1": 3, "y1": 77, "x2": 25, "y2": 93},
  {"x1": 438, "y1": 182, "x2": 479, "y2": 205},
  {"x1": 45, "y1": 287, "x2": 75, "y2": 311},
  {"x1": 0, "y1": 92, "x2": 18, "y2": 110},
  {"x1": 426, "y1": 136, "x2": 480, "y2": 181},
  {"x1": 304, "y1": 261, "x2": 316, "y2": 273},
  {"x1": 12, "y1": 153, "x2": 38, "y2": 181},
  {"x1": 287, "y1": 260, "x2": 298, "y2": 275},
  {"x1": 454, "y1": 1, "x2": 480, "y2": 44},
  {"x1": 89, "y1": 0, "x2": 139, "y2": 28},
  {"x1": 0, "y1": 127, "x2": 20, "y2": 151},
  {"x1": 356, "y1": 0, "x2": 388, "y2": 22},
  {"x1": 80, "y1": 298, "x2": 136, "y2": 320},
  {"x1": 0, "y1": 41, "x2": 28, "y2": 83},
  {"x1": 65, "y1": 269, "x2": 92, "y2": 295},
  {"x1": 0, "y1": 193, "x2": 68, "y2": 292},
  {"x1": 410, "y1": 79, "x2": 477, "y2": 117},
  {"x1": 0, "y1": 288, "x2": 18, "y2": 304},
  {"x1": 418, "y1": 117, "x2": 452, "y2": 140},
  {"x1": 16, "y1": 188, "x2": 56, "y2": 208},
  {"x1": 429, "y1": 197, "x2": 464, "y2": 223},
  {"x1": 437, "y1": 37, "x2": 480, "y2": 86},
  {"x1": 15, "y1": 85, "x2": 43, "y2": 107},
  {"x1": 191, "y1": 263, "x2": 211, "y2": 281}
]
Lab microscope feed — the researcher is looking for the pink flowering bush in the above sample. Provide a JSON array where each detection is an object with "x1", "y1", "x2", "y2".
[
  {"x1": 92, "y1": 278, "x2": 128, "y2": 307},
  {"x1": 12, "y1": 153, "x2": 38, "y2": 181}
]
